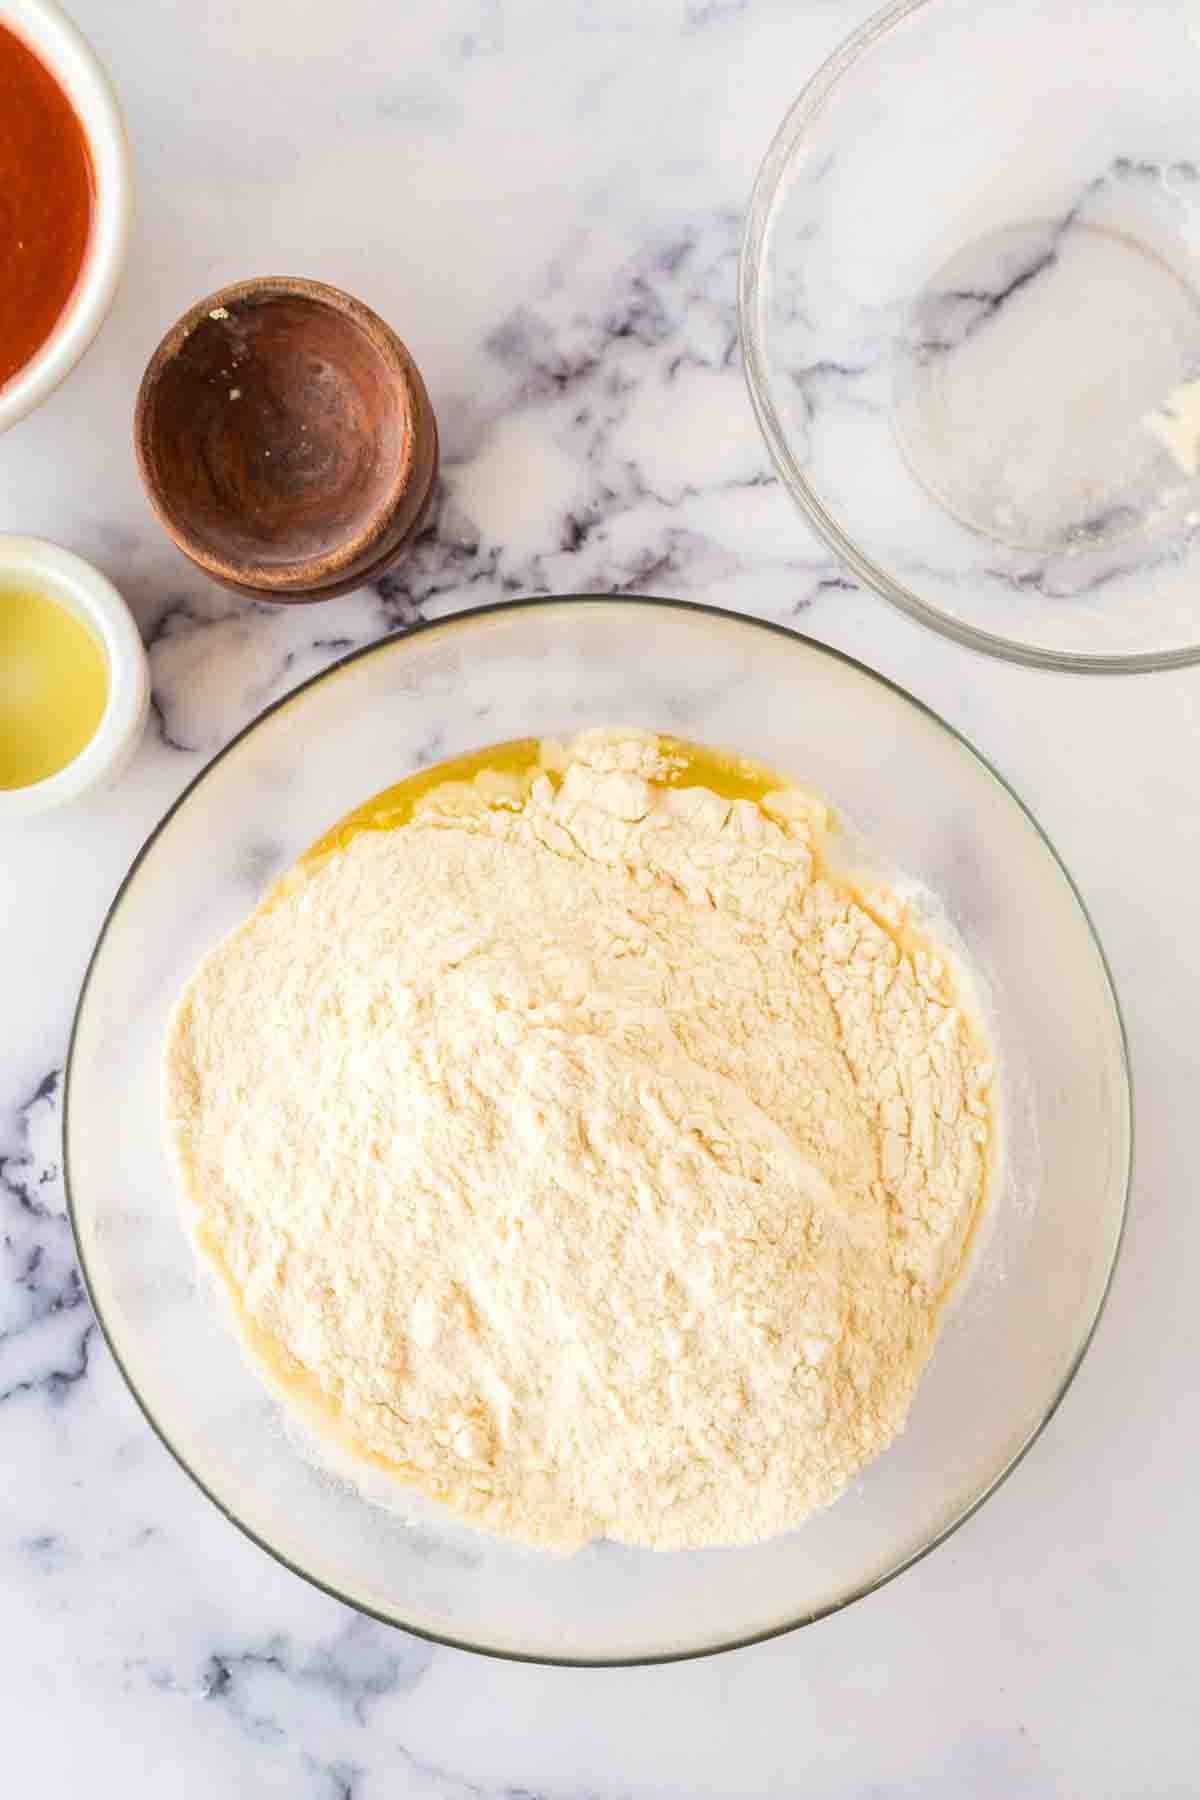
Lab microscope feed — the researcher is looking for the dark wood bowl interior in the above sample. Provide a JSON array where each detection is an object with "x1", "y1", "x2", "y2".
[{"x1": 135, "y1": 280, "x2": 436, "y2": 597}]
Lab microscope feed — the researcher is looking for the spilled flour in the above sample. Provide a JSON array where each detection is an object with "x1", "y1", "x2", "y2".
[{"x1": 164, "y1": 730, "x2": 993, "y2": 1552}]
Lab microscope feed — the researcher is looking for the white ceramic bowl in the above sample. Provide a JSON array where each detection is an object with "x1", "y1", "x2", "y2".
[
  {"x1": 0, "y1": 536, "x2": 149, "y2": 817},
  {"x1": 0, "y1": 0, "x2": 132, "y2": 433}
]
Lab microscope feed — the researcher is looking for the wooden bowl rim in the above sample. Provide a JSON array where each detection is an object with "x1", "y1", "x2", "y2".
[{"x1": 133, "y1": 276, "x2": 429, "y2": 592}]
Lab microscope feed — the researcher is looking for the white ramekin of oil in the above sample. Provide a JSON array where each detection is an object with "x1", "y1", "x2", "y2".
[{"x1": 0, "y1": 535, "x2": 148, "y2": 817}]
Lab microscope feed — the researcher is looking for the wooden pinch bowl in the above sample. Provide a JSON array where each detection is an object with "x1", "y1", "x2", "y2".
[{"x1": 134, "y1": 277, "x2": 438, "y2": 602}]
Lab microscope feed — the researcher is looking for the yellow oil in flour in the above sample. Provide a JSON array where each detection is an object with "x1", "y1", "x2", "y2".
[{"x1": 299, "y1": 733, "x2": 811, "y2": 866}]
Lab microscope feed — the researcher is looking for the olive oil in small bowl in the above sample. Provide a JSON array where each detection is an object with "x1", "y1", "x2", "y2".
[
  {"x1": 0, "y1": 538, "x2": 148, "y2": 817},
  {"x1": 1, "y1": 586, "x2": 108, "y2": 788}
]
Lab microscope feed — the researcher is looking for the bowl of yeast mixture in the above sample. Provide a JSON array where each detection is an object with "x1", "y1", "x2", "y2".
[{"x1": 65, "y1": 598, "x2": 1130, "y2": 1663}]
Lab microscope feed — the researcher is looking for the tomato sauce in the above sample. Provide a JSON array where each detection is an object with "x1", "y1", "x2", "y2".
[{"x1": 0, "y1": 20, "x2": 94, "y2": 391}]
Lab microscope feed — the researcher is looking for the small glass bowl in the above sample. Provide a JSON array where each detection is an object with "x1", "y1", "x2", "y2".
[
  {"x1": 66, "y1": 599, "x2": 1130, "y2": 1662},
  {"x1": 740, "y1": 0, "x2": 1200, "y2": 671}
]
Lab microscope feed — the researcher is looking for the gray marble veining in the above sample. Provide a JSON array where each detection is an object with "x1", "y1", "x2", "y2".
[{"x1": 2, "y1": 0, "x2": 1198, "y2": 1795}]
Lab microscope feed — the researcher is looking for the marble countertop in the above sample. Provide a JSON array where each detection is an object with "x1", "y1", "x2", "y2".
[{"x1": 2, "y1": 0, "x2": 1197, "y2": 1792}]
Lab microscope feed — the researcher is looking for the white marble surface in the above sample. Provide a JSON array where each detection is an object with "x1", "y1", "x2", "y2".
[{"x1": 1, "y1": 0, "x2": 1196, "y2": 1792}]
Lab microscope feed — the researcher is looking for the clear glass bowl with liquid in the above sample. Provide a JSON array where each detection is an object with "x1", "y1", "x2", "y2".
[
  {"x1": 740, "y1": 0, "x2": 1200, "y2": 670},
  {"x1": 66, "y1": 599, "x2": 1130, "y2": 1662}
]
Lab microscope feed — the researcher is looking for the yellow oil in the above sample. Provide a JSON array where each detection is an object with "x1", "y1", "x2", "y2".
[
  {"x1": 0, "y1": 588, "x2": 108, "y2": 789},
  {"x1": 300, "y1": 732, "x2": 803, "y2": 869},
  {"x1": 283, "y1": 731, "x2": 967, "y2": 967}
]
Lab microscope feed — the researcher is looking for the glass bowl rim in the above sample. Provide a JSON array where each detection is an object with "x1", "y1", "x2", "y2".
[
  {"x1": 63, "y1": 594, "x2": 1135, "y2": 1664},
  {"x1": 737, "y1": 0, "x2": 1200, "y2": 676}
]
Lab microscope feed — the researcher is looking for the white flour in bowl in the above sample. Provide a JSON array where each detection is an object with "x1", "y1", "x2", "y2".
[{"x1": 164, "y1": 729, "x2": 993, "y2": 1552}]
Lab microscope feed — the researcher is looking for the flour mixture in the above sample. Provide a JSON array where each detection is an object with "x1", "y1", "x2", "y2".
[{"x1": 164, "y1": 729, "x2": 993, "y2": 1552}]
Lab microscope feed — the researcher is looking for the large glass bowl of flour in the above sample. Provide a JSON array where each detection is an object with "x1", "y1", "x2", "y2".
[
  {"x1": 741, "y1": 0, "x2": 1200, "y2": 670},
  {"x1": 65, "y1": 598, "x2": 1130, "y2": 1663}
]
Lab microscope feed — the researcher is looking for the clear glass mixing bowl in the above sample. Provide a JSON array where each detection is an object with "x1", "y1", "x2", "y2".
[
  {"x1": 741, "y1": 0, "x2": 1200, "y2": 671},
  {"x1": 65, "y1": 599, "x2": 1131, "y2": 1662}
]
